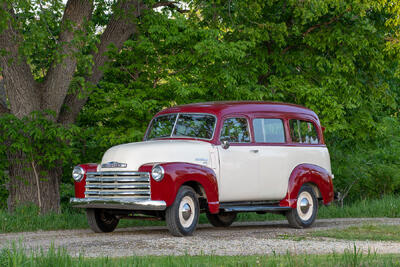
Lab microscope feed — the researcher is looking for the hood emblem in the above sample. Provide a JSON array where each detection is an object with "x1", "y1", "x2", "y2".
[{"x1": 101, "y1": 161, "x2": 127, "y2": 168}]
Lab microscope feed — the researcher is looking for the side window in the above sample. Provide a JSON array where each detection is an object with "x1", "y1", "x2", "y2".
[
  {"x1": 289, "y1": 119, "x2": 319, "y2": 144},
  {"x1": 253, "y1": 119, "x2": 285, "y2": 143},
  {"x1": 220, "y1": 118, "x2": 250, "y2": 143}
]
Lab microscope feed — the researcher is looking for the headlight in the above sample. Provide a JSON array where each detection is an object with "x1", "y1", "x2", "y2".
[
  {"x1": 151, "y1": 165, "x2": 164, "y2": 181},
  {"x1": 72, "y1": 166, "x2": 85, "y2": 182}
]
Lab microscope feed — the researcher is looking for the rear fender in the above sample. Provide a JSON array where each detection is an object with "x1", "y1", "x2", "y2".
[{"x1": 280, "y1": 163, "x2": 334, "y2": 208}]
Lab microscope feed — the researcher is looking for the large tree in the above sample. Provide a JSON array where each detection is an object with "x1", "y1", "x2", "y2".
[{"x1": 0, "y1": 0, "x2": 186, "y2": 213}]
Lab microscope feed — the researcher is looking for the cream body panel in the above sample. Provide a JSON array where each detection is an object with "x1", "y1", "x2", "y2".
[
  {"x1": 217, "y1": 146, "x2": 260, "y2": 202},
  {"x1": 258, "y1": 145, "x2": 331, "y2": 200},
  {"x1": 99, "y1": 140, "x2": 214, "y2": 172}
]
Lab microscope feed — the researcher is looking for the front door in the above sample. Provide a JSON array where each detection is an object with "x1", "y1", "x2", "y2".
[{"x1": 217, "y1": 117, "x2": 260, "y2": 202}]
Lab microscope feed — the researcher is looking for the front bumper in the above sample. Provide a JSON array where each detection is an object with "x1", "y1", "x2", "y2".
[{"x1": 70, "y1": 197, "x2": 167, "y2": 211}]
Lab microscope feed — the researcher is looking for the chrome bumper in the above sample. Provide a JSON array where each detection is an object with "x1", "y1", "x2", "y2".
[{"x1": 70, "y1": 197, "x2": 167, "y2": 211}]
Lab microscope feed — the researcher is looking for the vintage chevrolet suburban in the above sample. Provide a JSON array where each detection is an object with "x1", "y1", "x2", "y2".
[{"x1": 70, "y1": 101, "x2": 334, "y2": 236}]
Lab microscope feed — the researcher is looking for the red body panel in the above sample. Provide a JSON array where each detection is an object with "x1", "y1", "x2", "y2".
[
  {"x1": 139, "y1": 162, "x2": 220, "y2": 213},
  {"x1": 279, "y1": 164, "x2": 334, "y2": 208},
  {"x1": 74, "y1": 163, "x2": 98, "y2": 198}
]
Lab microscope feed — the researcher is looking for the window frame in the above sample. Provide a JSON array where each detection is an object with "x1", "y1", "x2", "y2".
[
  {"x1": 145, "y1": 113, "x2": 218, "y2": 141},
  {"x1": 288, "y1": 118, "x2": 320, "y2": 145},
  {"x1": 219, "y1": 116, "x2": 252, "y2": 144},
  {"x1": 252, "y1": 117, "x2": 286, "y2": 144}
]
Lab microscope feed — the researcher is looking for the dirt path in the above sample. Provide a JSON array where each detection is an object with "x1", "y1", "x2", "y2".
[{"x1": 1, "y1": 218, "x2": 400, "y2": 257}]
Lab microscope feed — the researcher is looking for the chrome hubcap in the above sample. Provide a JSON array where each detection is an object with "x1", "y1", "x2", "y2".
[
  {"x1": 297, "y1": 191, "x2": 314, "y2": 221},
  {"x1": 181, "y1": 203, "x2": 192, "y2": 220},
  {"x1": 300, "y1": 198, "x2": 310, "y2": 214},
  {"x1": 179, "y1": 196, "x2": 195, "y2": 228}
]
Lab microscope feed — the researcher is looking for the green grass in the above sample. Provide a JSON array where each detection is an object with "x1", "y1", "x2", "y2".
[
  {"x1": 1, "y1": 195, "x2": 400, "y2": 233},
  {"x1": 0, "y1": 205, "x2": 164, "y2": 233},
  {"x1": 311, "y1": 224, "x2": 400, "y2": 242},
  {"x1": 1, "y1": 244, "x2": 400, "y2": 267}
]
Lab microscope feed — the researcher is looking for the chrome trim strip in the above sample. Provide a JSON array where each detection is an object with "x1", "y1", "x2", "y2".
[
  {"x1": 220, "y1": 205, "x2": 291, "y2": 212},
  {"x1": 170, "y1": 113, "x2": 180, "y2": 138},
  {"x1": 86, "y1": 177, "x2": 150, "y2": 183},
  {"x1": 85, "y1": 184, "x2": 150, "y2": 189},
  {"x1": 70, "y1": 197, "x2": 166, "y2": 211},
  {"x1": 85, "y1": 190, "x2": 150, "y2": 196},
  {"x1": 87, "y1": 171, "x2": 149, "y2": 177}
]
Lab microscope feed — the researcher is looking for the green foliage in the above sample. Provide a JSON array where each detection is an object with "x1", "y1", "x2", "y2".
[
  {"x1": 330, "y1": 117, "x2": 400, "y2": 200},
  {"x1": 0, "y1": 112, "x2": 79, "y2": 167},
  {"x1": 0, "y1": 112, "x2": 82, "y2": 208}
]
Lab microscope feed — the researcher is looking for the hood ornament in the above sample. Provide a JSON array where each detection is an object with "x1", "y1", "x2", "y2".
[{"x1": 101, "y1": 161, "x2": 127, "y2": 168}]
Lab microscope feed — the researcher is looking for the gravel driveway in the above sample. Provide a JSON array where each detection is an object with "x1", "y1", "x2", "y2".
[{"x1": 1, "y1": 218, "x2": 400, "y2": 257}]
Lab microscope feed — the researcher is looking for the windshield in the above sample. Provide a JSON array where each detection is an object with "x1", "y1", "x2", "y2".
[{"x1": 146, "y1": 113, "x2": 216, "y2": 140}]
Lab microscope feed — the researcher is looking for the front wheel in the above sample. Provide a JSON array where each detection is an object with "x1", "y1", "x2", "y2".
[
  {"x1": 286, "y1": 185, "x2": 318, "y2": 228},
  {"x1": 86, "y1": 209, "x2": 119, "y2": 233},
  {"x1": 206, "y1": 212, "x2": 237, "y2": 227},
  {"x1": 165, "y1": 186, "x2": 200, "y2": 236}
]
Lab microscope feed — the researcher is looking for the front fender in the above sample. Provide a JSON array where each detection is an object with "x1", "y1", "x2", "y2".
[
  {"x1": 280, "y1": 163, "x2": 334, "y2": 208},
  {"x1": 73, "y1": 163, "x2": 98, "y2": 198},
  {"x1": 139, "y1": 162, "x2": 219, "y2": 213}
]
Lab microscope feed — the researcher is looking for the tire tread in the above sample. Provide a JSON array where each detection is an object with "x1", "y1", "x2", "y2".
[
  {"x1": 286, "y1": 185, "x2": 318, "y2": 229},
  {"x1": 166, "y1": 186, "x2": 199, "y2": 237}
]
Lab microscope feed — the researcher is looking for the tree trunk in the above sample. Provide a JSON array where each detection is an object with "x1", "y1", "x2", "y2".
[{"x1": 7, "y1": 152, "x2": 61, "y2": 213}]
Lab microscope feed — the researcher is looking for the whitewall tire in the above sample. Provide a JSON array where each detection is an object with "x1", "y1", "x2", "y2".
[
  {"x1": 286, "y1": 185, "x2": 318, "y2": 228},
  {"x1": 166, "y1": 186, "x2": 200, "y2": 236}
]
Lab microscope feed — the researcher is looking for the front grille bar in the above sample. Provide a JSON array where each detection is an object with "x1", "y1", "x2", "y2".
[
  {"x1": 85, "y1": 190, "x2": 150, "y2": 196},
  {"x1": 85, "y1": 184, "x2": 150, "y2": 189},
  {"x1": 86, "y1": 177, "x2": 149, "y2": 183}
]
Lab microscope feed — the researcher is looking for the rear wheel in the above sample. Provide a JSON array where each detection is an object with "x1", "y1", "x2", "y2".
[
  {"x1": 166, "y1": 186, "x2": 200, "y2": 236},
  {"x1": 86, "y1": 209, "x2": 119, "y2": 233},
  {"x1": 286, "y1": 185, "x2": 318, "y2": 228},
  {"x1": 206, "y1": 212, "x2": 237, "y2": 227}
]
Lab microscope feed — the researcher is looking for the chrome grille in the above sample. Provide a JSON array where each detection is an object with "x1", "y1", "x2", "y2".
[{"x1": 85, "y1": 172, "x2": 150, "y2": 199}]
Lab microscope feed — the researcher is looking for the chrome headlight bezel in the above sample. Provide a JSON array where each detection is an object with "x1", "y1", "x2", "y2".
[
  {"x1": 151, "y1": 165, "x2": 165, "y2": 182},
  {"x1": 72, "y1": 166, "x2": 85, "y2": 182}
]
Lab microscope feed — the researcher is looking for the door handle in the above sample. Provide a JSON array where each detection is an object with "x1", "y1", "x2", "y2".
[{"x1": 250, "y1": 149, "x2": 259, "y2": 153}]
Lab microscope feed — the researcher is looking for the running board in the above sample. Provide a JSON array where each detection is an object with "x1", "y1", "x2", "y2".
[{"x1": 219, "y1": 204, "x2": 291, "y2": 213}]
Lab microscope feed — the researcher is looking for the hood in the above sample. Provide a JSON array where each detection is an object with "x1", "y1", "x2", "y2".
[{"x1": 99, "y1": 139, "x2": 214, "y2": 172}]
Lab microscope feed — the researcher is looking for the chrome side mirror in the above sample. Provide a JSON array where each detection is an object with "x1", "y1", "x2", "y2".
[{"x1": 221, "y1": 140, "x2": 230, "y2": 149}]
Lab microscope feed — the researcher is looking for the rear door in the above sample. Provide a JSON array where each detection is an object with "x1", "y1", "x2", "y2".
[{"x1": 253, "y1": 118, "x2": 290, "y2": 199}]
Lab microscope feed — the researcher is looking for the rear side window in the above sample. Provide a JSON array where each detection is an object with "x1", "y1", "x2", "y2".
[
  {"x1": 220, "y1": 118, "x2": 251, "y2": 143},
  {"x1": 289, "y1": 120, "x2": 319, "y2": 144},
  {"x1": 253, "y1": 119, "x2": 285, "y2": 143}
]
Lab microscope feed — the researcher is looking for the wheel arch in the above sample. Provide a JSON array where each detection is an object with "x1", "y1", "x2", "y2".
[
  {"x1": 280, "y1": 163, "x2": 334, "y2": 208},
  {"x1": 182, "y1": 180, "x2": 208, "y2": 210},
  {"x1": 305, "y1": 182, "x2": 322, "y2": 199}
]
